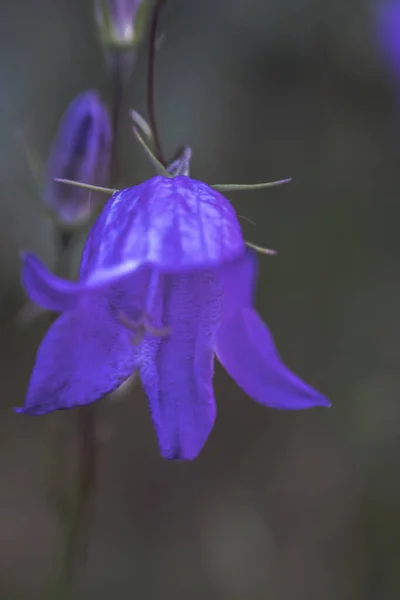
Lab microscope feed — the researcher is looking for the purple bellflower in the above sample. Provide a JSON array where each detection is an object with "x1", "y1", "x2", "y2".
[
  {"x1": 44, "y1": 90, "x2": 112, "y2": 226},
  {"x1": 17, "y1": 175, "x2": 329, "y2": 460}
]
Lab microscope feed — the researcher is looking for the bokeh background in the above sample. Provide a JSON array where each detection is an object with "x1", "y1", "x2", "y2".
[{"x1": 1, "y1": 0, "x2": 400, "y2": 598}]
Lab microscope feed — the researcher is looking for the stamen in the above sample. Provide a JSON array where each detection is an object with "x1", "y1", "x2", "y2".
[
  {"x1": 118, "y1": 271, "x2": 171, "y2": 343},
  {"x1": 142, "y1": 316, "x2": 171, "y2": 337},
  {"x1": 118, "y1": 311, "x2": 171, "y2": 345}
]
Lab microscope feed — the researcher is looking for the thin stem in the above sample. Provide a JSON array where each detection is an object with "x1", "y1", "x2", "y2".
[
  {"x1": 147, "y1": 0, "x2": 168, "y2": 165},
  {"x1": 54, "y1": 407, "x2": 96, "y2": 598},
  {"x1": 47, "y1": 232, "x2": 97, "y2": 600},
  {"x1": 45, "y1": 230, "x2": 74, "y2": 526},
  {"x1": 110, "y1": 55, "x2": 124, "y2": 185}
]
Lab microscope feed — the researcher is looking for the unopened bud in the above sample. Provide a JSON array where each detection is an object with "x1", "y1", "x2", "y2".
[
  {"x1": 94, "y1": 0, "x2": 151, "y2": 48},
  {"x1": 44, "y1": 90, "x2": 112, "y2": 226}
]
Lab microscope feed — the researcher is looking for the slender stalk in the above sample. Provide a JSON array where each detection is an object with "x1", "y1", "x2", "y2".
[
  {"x1": 47, "y1": 230, "x2": 97, "y2": 600},
  {"x1": 110, "y1": 53, "x2": 125, "y2": 184},
  {"x1": 45, "y1": 229, "x2": 74, "y2": 525},
  {"x1": 50, "y1": 407, "x2": 96, "y2": 600},
  {"x1": 147, "y1": 0, "x2": 168, "y2": 165}
]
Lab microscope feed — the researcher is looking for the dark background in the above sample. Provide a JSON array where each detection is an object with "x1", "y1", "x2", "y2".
[{"x1": 1, "y1": 0, "x2": 400, "y2": 598}]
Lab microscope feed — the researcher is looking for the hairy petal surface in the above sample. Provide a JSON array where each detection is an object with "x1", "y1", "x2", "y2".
[
  {"x1": 139, "y1": 270, "x2": 222, "y2": 460},
  {"x1": 16, "y1": 296, "x2": 136, "y2": 415},
  {"x1": 80, "y1": 176, "x2": 245, "y2": 280},
  {"x1": 216, "y1": 307, "x2": 330, "y2": 409}
]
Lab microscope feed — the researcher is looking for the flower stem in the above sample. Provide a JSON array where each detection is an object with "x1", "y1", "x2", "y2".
[
  {"x1": 49, "y1": 406, "x2": 96, "y2": 600},
  {"x1": 147, "y1": 0, "x2": 168, "y2": 165},
  {"x1": 47, "y1": 230, "x2": 97, "y2": 599},
  {"x1": 110, "y1": 54, "x2": 124, "y2": 185}
]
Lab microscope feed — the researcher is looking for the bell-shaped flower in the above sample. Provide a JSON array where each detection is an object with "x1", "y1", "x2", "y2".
[
  {"x1": 44, "y1": 90, "x2": 112, "y2": 226},
  {"x1": 16, "y1": 175, "x2": 329, "y2": 460}
]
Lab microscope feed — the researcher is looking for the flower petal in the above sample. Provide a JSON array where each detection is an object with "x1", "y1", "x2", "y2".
[
  {"x1": 15, "y1": 297, "x2": 136, "y2": 415},
  {"x1": 219, "y1": 248, "x2": 258, "y2": 316},
  {"x1": 216, "y1": 307, "x2": 330, "y2": 409},
  {"x1": 139, "y1": 271, "x2": 221, "y2": 460},
  {"x1": 21, "y1": 252, "x2": 142, "y2": 312}
]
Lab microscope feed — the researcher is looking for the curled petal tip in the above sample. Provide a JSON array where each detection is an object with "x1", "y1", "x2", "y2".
[{"x1": 21, "y1": 253, "x2": 83, "y2": 312}]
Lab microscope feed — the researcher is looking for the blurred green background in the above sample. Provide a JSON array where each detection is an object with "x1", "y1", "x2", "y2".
[{"x1": 1, "y1": 0, "x2": 400, "y2": 598}]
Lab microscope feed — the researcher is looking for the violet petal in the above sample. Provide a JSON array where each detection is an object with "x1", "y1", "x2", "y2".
[
  {"x1": 16, "y1": 297, "x2": 136, "y2": 415},
  {"x1": 21, "y1": 252, "x2": 143, "y2": 312},
  {"x1": 21, "y1": 252, "x2": 84, "y2": 312},
  {"x1": 139, "y1": 270, "x2": 221, "y2": 460},
  {"x1": 219, "y1": 248, "x2": 257, "y2": 317},
  {"x1": 216, "y1": 307, "x2": 330, "y2": 409}
]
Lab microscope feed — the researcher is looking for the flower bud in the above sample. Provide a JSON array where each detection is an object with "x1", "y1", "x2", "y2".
[
  {"x1": 94, "y1": 0, "x2": 150, "y2": 48},
  {"x1": 44, "y1": 90, "x2": 112, "y2": 226}
]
